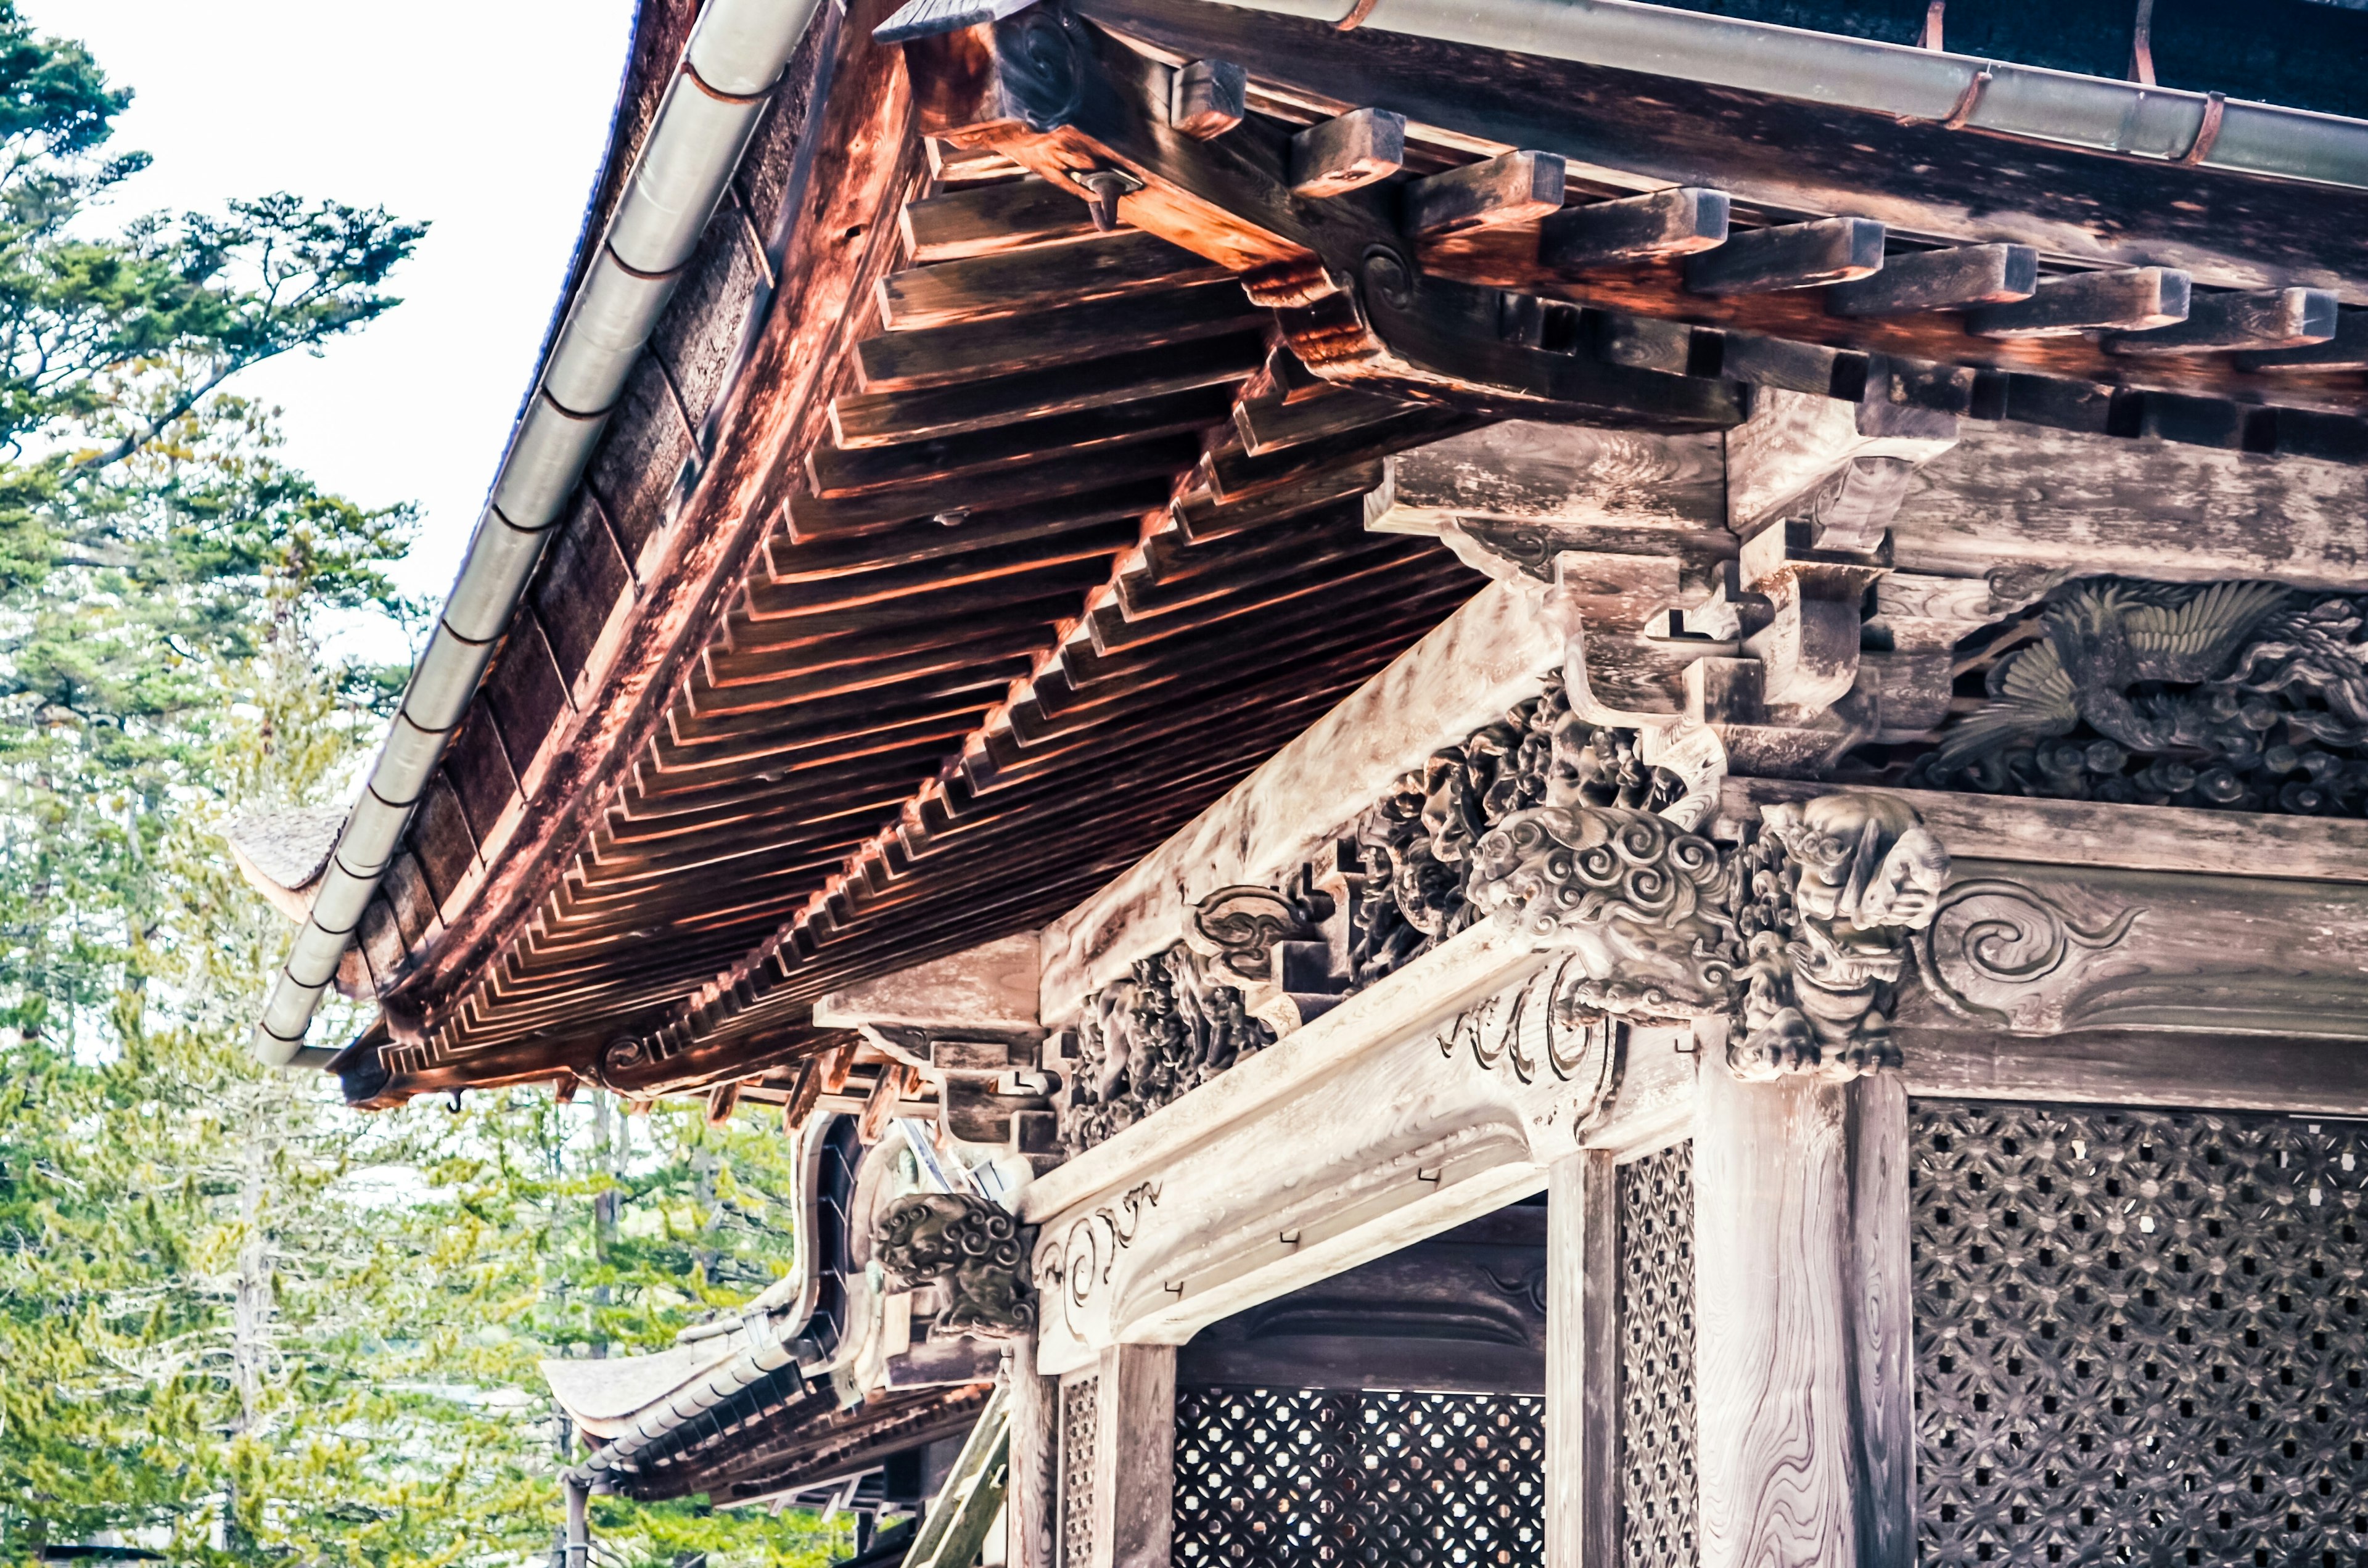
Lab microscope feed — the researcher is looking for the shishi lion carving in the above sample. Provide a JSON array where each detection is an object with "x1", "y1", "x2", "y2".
[
  {"x1": 874, "y1": 1192, "x2": 1038, "y2": 1339},
  {"x1": 1467, "y1": 788, "x2": 1948, "y2": 1081}
]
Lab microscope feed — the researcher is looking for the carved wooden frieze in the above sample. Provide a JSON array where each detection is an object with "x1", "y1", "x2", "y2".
[
  {"x1": 1468, "y1": 789, "x2": 1950, "y2": 1082},
  {"x1": 1907, "y1": 860, "x2": 2368, "y2": 1039},
  {"x1": 1907, "y1": 576, "x2": 2368, "y2": 818},
  {"x1": 1057, "y1": 945, "x2": 1275, "y2": 1154}
]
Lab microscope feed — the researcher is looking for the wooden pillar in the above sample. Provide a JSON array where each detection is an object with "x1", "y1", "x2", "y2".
[
  {"x1": 1007, "y1": 1341, "x2": 1057, "y2": 1568},
  {"x1": 1545, "y1": 1151, "x2": 1622, "y2": 1568},
  {"x1": 1079, "y1": 1344, "x2": 1173, "y2": 1568},
  {"x1": 1692, "y1": 1062, "x2": 1912, "y2": 1568}
]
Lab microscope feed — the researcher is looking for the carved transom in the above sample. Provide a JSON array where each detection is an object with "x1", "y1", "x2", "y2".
[
  {"x1": 1171, "y1": 1386, "x2": 1545, "y2": 1566},
  {"x1": 1912, "y1": 1101, "x2": 2368, "y2": 1567}
]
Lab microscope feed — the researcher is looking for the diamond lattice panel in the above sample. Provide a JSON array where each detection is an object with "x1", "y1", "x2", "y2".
[
  {"x1": 1171, "y1": 1387, "x2": 1544, "y2": 1566},
  {"x1": 1061, "y1": 1374, "x2": 1099, "y2": 1568},
  {"x1": 1619, "y1": 1139, "x2": 1698, "y2": 1568},
  {"x1": 1913, "y1": 1101, "x2": 2368, "y2": 1567}
]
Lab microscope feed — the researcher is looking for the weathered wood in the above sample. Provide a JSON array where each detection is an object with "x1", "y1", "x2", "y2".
[
  {"x1": 1545, "y1": 1151, "x2": 1621, "y2": 1568},
  {"x1": 815, "y1": 932, "x2": 1040, "y2": 1031},
  {"x1": 1403, "y1": 150, "x2": 1566, "y2": 238},
  {"x1": 1007, "y1": 1342, "x2": 1057, "y2": 1568},
  {"x1": 1038, "y1": 579, "x2": 1552, "y2": 1017},
  {"x1": 1089, "y1": 1345, "x2": 1174, "y2": 1568},
  {"x1": 1288, "y1": 106, "x2": 1405, "y2": 198},
  {"x1": 1720, "y1": 775, "x2": 2368, "y2": 884},
  {"x1": 1824, "y1": 242, "x2": 2036, "y2": 318},
  {"x1": 2237, "y1": 305, "x2": 2368, "y2": 372},
  {"x1": 1967, "y1": 266, "x2": 2190, "y2": 338},
  {"x1": 1684, "y1": 217, "x2": 1885, "y2": 296},
  {"x1": 1904, "y1": 1027, "x2": 2368, "y2": 1115},
  {"x1": 902, "y1": 176, "x2": 1100, "y2": 264},
  {"x1": 1169, "y1": 58, "x2": 1246, "y2": 140},
  {"x1": 876, "y1": 228, "x2": 1227, "y2": 332},
  {"x1": 1885, "y1": 418, "x2": 2368, "y2": 593},
  {"x1": 1843, "y1": 1075, "x2": 1913, "y2": 1568},
  {"x1": 1232, "y1": 382, "x2": 1406, "y2": 456},
  {"x1": 831, "y1": 329, "x2": 1265, "y2": 446},
  {"x1": 805, "y1": 384, "x2": 1233, "y2": 497},
  {"x1": 1368, "y1": 419, "x2": 1727, "y2": 539},
  {"x1": 1539, "y1": 186, "x2": 1729, "y2": 272},
  {"x1": 1024, "y1": 926, "x2": 1597, "y2": 1373},
  {"x1": 1725, "y1": 384, "x2": 1956, "y2": 536},
  {"x1": 1692, "y1": 1061, "x2": 1860, "y2": 1568},
  {"x1": 855, "y1": 280, "x2": 1262, "y2": 391},
  {"x1": 2103, "y1": 284, "x2": 2339, "y2": 354}
]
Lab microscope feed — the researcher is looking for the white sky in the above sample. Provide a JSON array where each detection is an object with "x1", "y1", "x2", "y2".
[{"x1": 35, "y1": 0, "x2": 643, "y2": 643}]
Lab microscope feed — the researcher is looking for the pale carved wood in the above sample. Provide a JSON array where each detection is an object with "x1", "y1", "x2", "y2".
[
  {"x1": 1904, "y1": 1027, "x2": 2368, "y2": 1116},
  {"x1": 1719, "y1": 776, "x2": 2368, "y2": 884},
  {"x1": 1693, "y1": 1062, "x2": 1909, "y2": 1568},
  {"x1": 1038, "y1": 578, "x2": 1556, "y2": 1023},
  {"x1": 1023, "y1": 922, "x2": 1698, "y2": 1374},
  {"x1": 1007, "y1": 1343, "x2": 1058, "y2": 1568},
  {"x1": 1546, "y1": 1150, "x2": 1622, "y2": 1568},
  {"x1": 1089, "y1": 1344, "x2": 1174, "y2": 1568}
]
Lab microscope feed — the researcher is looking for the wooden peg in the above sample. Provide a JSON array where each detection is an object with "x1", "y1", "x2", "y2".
[
  {"x1": 2103, "y1": 285, "x2": 2338, "y2": 354},
  {"x1": 1169, "y1": 59, "x2": 1246, "y2": 141},
  {"x1": 1825, "y1": 242, "x2": 2037, "y2": 317},
  {"x1": 1684, "y1": 216, "x2": 1886, "y2": 295},
  {"x1": 1403, "y1": 150, "x2": 1565, "y2": 238},
  {"x1": 704, "y1": 1077, "x2": 742, "y2": 1127},
  {"x1": 1967, "y1": 266, "x2": 2189, "y2": 338},
  {"x1": 1538, "y1": 187, "x2": 1729, "y2": 271},
  {"x1": 1288, "y1": 107, "x2": 1406, "y2": 199}
]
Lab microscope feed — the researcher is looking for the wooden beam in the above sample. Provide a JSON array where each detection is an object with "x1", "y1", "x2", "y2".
[
  {"x1": 2103, "y1": 284, "x2": 2340, "y2": 354},
  {"x1": 1905, "y1": 1027, "x2": 2368, "y2": 1116},
  {"x1": 854, "y1": 282, "x2": 1264, "y2": 392},
  {"x1": 1168, "y1": 58, "x2": 1245, "y2": 139},
  {"x1": 1720, "y1": 775, "x2": 2368, "y2": 884},
  {"x1": 1967, "y1": 266, "x2": 2190, "y2": 337},
  {"x1": 902, "y1": 176, "x2": 1098, "y2": 264},
  {"x1": 874, "y1": 228, "x2": 1227, "y2": 332},
  {"x1": 1402, "y1": 150, "x2": 1566, "y2": 238},
  {"x1": 1287, "y1": 106, "x2": 1406, "y2": 198},
  {"x1": 1684, "y1": 217, "x2": 1885, "y2": 295},
  {"x1": 1545, "y1": 1151, "x2": 1621, "y2": 1568},
  {"x1": 2238, "y1": 305, "x2": 2368, "y2": 372},
  {"x1": 1538, "y1": 186, "x2": 1729, "y2": 273},
  {"x1": 1007, "y1": 1342, "x2": 1057, "y2": 1568},
  {"x1": 1823, "y1": 242, "x2": 2036, "y2": 318},
  {"x1": 829, "y1": 328, "x2": 1265, "y2": 446}
]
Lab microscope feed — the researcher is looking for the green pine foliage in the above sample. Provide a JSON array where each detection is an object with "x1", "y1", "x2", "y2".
[{"x1": 0, "y1": 9, "x2": 856, "y2": 1567}]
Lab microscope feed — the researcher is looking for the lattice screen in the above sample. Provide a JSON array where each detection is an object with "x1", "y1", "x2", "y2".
[
  {"x1": 1059, "y1": 1373, "x2": 1099, "y2": 1568},
  {"x1": 1914, "y1": 1101, "x2": 2368, "y2": 1567},
  {"x1": 1618, "y1": 1139, "x2": 1698, "y2": 1568},
  {"x1": 1170, "y1": 1387, "x2": 1544, "y2": 1566}
]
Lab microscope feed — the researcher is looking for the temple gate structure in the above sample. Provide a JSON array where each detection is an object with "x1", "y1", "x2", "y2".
[{"x1": 228, "y1": 0, "x2": 2368, "y2": 1560}]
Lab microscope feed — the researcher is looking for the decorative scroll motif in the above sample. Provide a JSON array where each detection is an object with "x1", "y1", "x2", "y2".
[
  {"x1": 1183, "y1": 885, "x2": 1323, "y2": 987},
  {"x1": 873, "y1": 1192, "x2": 1038, "y2": 1337},
  {"x1": 1912, "y1": 577, "x2": 2368, "y2": 818},
  {"x1": 1170, "y1": 1386, "x2": 1545, "y2": 1567},
  {"x1": 1912, "y1": 1101, "x2": 2368, "y2": 1567},
  {"x1": 1347, "y1": 672, "x2": 1684, "y2": 991},
  {"x1": 1037, "y1": 1181, "x2": 1160, "y2": 1337},
  {"x1": 1619, "y1": 1141, "x2": 1698, "y2": 1568},
  {"x1": 1059, "y1": 946, "x2": 1275, "y2": 1152},
  {"x1": 1911, "y1": 876, "x2": 2144, "y2": 1032},
  {"x1": 1058, "y1": 1374, "x2": 1098, "y2": 1568},
  {"x1": 1469, "y1": 789, "x2": 1948, "y2": 1082},
  {"x1": 1436, "y1": 956, "x2": 1624, "y2": 1102}
]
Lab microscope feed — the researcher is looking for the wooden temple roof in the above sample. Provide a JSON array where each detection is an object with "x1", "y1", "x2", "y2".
[{"x1": 329, "y1": 0, "x2": 2368, "y2": 1114}]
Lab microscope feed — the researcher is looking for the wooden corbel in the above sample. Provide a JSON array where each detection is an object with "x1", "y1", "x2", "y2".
[{"x1": 887, "y1": 0, "x2": 1746, "y2": 429}]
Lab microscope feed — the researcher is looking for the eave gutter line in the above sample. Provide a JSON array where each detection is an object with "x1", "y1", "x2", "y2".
[
  {"x1": 251, "y1": 0, "x2": 828, "y2": 1070},
  {"x1": 1211, "y1": 0, "x2": 2368, "y2": 192}
]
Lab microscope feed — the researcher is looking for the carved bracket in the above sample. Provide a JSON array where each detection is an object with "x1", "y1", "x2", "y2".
[{"x1": 875, "y1": 1191, "x2": 1042, "y2": 1340}]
